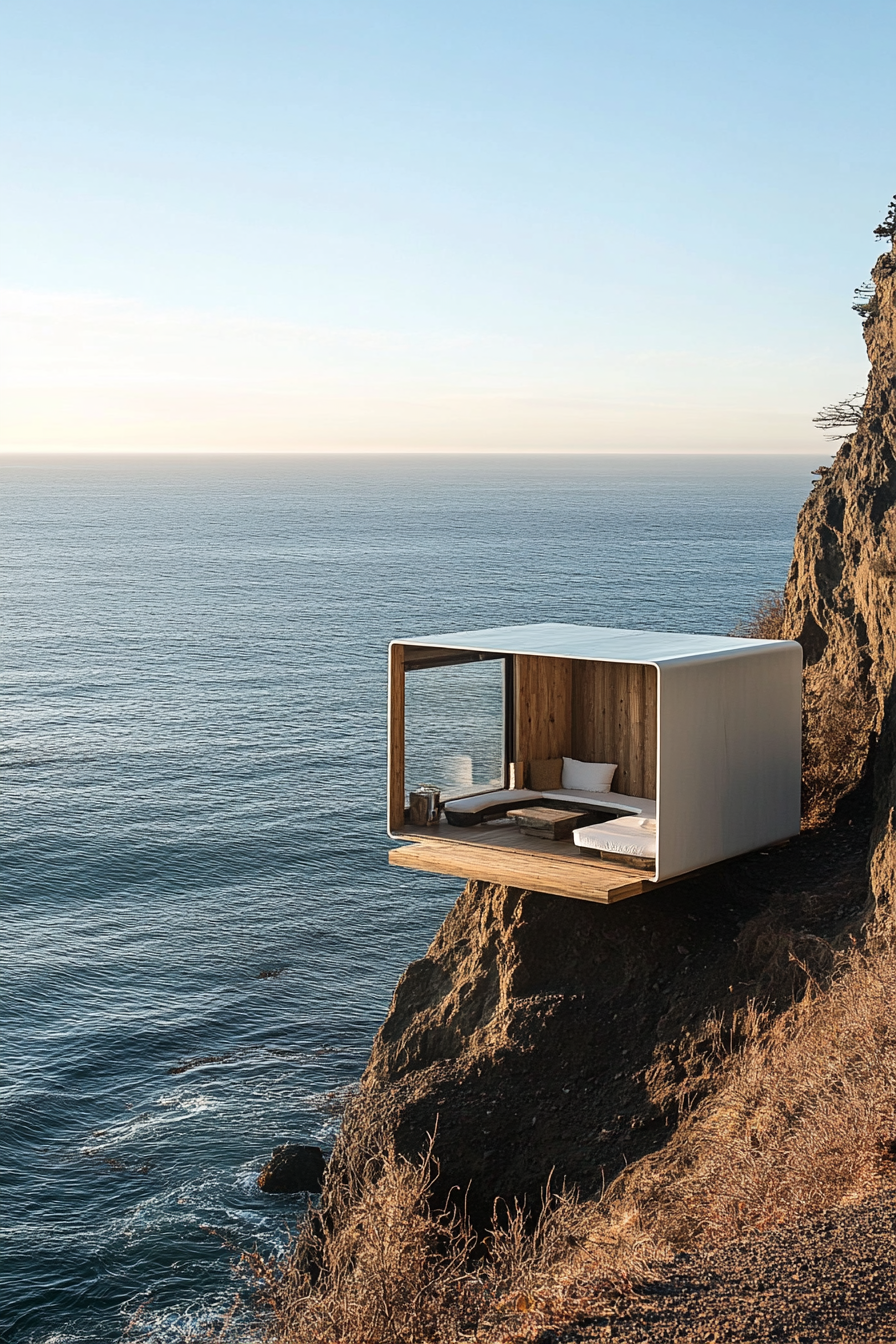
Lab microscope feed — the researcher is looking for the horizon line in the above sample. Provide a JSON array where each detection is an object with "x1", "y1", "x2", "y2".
[{"x1": 0, "y1": 447, "x2": 835, "y2": 459}]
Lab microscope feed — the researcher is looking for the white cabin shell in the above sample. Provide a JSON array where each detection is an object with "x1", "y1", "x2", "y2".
[{"x1": 387, "y1": 622, "x2": 802, "y2": 903}]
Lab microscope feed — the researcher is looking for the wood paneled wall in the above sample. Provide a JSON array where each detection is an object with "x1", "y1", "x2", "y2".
[
  {"x1": 513, "y1": 654, "x2": 657, "y2": 799},
  {"x1": 514, "y1": 655, "x2": 573, "y2": 763},
  {"x1": 571, "y1": 660, "x2": 657, "y2": 798}
]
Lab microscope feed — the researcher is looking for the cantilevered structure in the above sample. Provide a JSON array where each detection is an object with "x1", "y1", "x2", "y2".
[{"x1": 388, "y1": 623, "x2": 802, "y2": 905}]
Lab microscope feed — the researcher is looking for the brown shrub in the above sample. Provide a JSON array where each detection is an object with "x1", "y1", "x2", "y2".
[
  {"x1": 241, "y1": 1134, "x2": 476, "y2": 1344},
  {"x1": 730, "y1": 589, "x2": 876, "y2": 824},
  {"x1": 730, "y1": 589, "x2": 787, "y2": 640},
  {"x1": 475, "y1": 1190, "x2": 660, "y2": 1340},
  {"x1": 734, "y1": 913, "x2": 839, "y2": 1003}
]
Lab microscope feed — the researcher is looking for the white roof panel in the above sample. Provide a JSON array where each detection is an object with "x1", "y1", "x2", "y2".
[{"x1": 395, "y1": 622, "x2": 794, "y2": 666}]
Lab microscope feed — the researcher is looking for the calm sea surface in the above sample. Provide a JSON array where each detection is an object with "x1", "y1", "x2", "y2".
[{"x1": 1, "y1": 454, "x2": 814, "y2": 1342}]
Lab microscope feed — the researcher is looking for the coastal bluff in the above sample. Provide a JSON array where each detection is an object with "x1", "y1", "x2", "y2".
[
  {"x1": 332, "y1": 230, "x2": 896, "y2": 1222},
  {"x1": 782, "y1": 232, "x2": 896, "y2": 913}
]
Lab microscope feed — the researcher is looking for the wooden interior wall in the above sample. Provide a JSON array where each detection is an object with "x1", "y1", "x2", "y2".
[
  {"x1": 388, "y1": 644, "x2": 406, "y2": 830},
  {"x1": 513, "y1": 655, "x2": 573, "y2": 763},
  {"x1": 571, "y1": 660, "x2": 657, "y2": 798}
]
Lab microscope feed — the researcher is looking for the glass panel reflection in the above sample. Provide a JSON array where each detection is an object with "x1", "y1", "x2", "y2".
[{"x1": 404, "y1": 659, "x2": 505, "y2": 801}]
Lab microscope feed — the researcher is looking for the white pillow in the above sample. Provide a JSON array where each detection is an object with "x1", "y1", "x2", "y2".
[
  {"x1": 561, "y1": 757, "x2": 617, "y2": 792},
  {"x1": 639, "y1": 817, "x2": 657, "y2": 832}
]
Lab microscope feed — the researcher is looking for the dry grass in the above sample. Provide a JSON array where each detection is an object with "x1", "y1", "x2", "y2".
[
  {"x1": 242, "y1": 939, "x2": 896, "y2": 1342},
  {"x1": 241, "y1": 1135, "x2": 476, "y2": 1344},
  {"x1": 240, "y1": 1131, "x2": 659, "y2": 1343},
  {"x1": 801, "y1": 675, "x2": 875, "y2": 826},
  {"x1": 731, "y1": 588, "x2": 875, "y2": 825},
  {"x1": 612, "y1": 938, "x2": 896, "y2": 1246}
]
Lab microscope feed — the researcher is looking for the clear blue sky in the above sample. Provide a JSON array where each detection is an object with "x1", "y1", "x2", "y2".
[{"x1": 1, "y1": 0, "x2": 893, "y2": 451}]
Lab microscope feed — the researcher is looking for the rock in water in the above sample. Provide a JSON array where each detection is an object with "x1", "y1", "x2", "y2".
[{"x1": 258, "y1": 1143, "x2": 326, "y2": 1193}]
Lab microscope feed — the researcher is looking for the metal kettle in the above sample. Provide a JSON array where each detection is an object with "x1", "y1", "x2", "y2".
[{"x1": 409, "y1": 785, "x2": 441, "y2": 826}]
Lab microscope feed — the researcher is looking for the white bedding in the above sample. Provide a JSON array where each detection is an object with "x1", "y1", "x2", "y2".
[{"x1": 573, "y1": 814, "x2": 657, "y2": 859}]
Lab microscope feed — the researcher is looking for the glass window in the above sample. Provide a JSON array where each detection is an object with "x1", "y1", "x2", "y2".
[{"x1": 404, "y1": 658, "x2": 506, "y2": 800}]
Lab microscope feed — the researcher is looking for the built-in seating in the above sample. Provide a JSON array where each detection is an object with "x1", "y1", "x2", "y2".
[
  {"x1": 527, "y1": 757, "x2": 655, "y2": 818},
  {"x1": 443, "y1": 786, "x2": 655, "y2": 828},
  {"x1": 443, "y1": 789, "x2": 543, "y2": 827}
]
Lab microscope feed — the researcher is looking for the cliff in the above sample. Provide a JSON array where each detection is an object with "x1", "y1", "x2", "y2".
[
  {"x1": 333, "y1": 223, "x2": 896, "y2": 1227},
  {"x1": 782, "y1": 231, "x2": 896, "y2": 914}
]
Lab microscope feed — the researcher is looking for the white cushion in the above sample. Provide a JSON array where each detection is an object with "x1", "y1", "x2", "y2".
[
  {"x1": 443, "y1": 789, "x2": 542, "y2": 817},
  {"x1": 542, "y1": 788, "x2": 655, "y2": 818},
  {"x1": 561, "y1": 758, "x2": 617, "y2": 792}
]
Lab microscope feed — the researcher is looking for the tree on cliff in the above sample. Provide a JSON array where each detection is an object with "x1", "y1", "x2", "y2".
[
  {"x1": 873, "y1": 192, "x2": 896, "y2": 244},
  {"x1": 813, "y1": 197, "x2": 895, "y2": 438},
  {"x1": 813, "y1": 392, "x2": 865, "y2": 439},
  {"x1": 852, "y1": 281, "x2": 876, "y2": 319}
]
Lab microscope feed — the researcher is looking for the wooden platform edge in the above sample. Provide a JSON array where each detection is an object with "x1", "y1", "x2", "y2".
[{"x1": 387, "y1": 841, "x2": 652, "y2": 905}]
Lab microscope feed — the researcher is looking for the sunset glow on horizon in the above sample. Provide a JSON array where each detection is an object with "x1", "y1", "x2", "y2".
[{"x1": 2, "y1": 1, "x2": 893, "y2": 454}]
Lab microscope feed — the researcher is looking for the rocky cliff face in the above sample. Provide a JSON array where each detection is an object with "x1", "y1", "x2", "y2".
[
  {"x1": 782, "y1": 234, "x2": 896, "y2": 913},
  {"x1": 334, "y1": 226, "x2": 896, "y2": 1222},
  {"x1": 336, "y1": 820, "x2": 870, "y2": 1223}
]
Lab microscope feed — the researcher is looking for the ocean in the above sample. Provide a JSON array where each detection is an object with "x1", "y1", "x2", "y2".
[{"x1": 1, "y1": 453, "x2": 814, "y2": 1342}]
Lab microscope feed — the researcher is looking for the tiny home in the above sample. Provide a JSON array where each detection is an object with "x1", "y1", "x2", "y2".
[{"x1": 388, "y1": 623, "x2": 802, "y2": 905}]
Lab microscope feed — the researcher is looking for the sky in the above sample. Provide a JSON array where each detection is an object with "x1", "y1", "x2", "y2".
[{"x1": 1, "y1": 0, "x2": 894, "y2": 454}]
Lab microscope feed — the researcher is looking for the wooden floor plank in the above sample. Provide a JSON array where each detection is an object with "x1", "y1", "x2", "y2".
[
  {"x1": 396, "y1": 818, "x2": 640, "y2": 868},
  {"x1": 388, "y1": 840, "x2": 651, "y2": 904}
]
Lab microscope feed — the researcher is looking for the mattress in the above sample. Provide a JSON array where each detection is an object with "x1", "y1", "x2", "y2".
[{"x1": 573, "y1": 814, "x2": 657, "y2": 859}]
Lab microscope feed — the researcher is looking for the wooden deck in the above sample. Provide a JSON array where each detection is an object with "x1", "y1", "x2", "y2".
[{"x1": 388, "y1": 817, "x2": 660, "y2": 904}]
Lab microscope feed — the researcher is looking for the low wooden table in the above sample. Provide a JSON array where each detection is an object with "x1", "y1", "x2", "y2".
[{"x1": 506, "y1": 805, "x2": 591, "y2": 841}]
